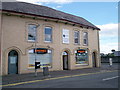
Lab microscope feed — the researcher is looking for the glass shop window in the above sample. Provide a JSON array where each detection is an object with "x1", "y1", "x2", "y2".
[
  {"x1": 28, "y1": 49, "x2": 52, "y2": 67},
  {"x1": 75, "y1": 49, "x2": 88, "y2": 65}
]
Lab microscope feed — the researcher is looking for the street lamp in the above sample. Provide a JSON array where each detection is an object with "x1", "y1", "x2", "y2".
[{"x1": 34, "y1": 24, "x2": 40, "y2": 76}]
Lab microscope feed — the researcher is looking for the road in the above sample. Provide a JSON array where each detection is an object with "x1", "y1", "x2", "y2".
[{"x1": 3, "y1": 70, "x2": 118, "y2": 88}]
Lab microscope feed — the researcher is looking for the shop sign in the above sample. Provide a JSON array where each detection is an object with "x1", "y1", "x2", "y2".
[
  {"x1": 34, "y1": 48, "x2": 48, "y2": 54},
  {"x1": 77, "y1": 49, "x2": 85, "y2": 53}
]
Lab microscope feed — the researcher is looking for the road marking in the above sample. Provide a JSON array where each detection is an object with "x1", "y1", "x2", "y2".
[
  {"x1": 103, "y1": 76, "x2": 119, "y2": 81},
  {"x1": 0, "y1": 70, "x2": 118, "y2": 87}
]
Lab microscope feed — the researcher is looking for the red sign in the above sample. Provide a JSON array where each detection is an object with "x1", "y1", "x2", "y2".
[
  {"x1": 34, "y1": 48, "x2": 47, "y2": 54},
  {"x1": 77, "y1": 50, "x2": 85, "y2": 53}
]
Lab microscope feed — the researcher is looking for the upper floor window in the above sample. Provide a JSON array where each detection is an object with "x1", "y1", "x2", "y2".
[
  {"x1": 74, "y1": 31, "x2": 79, "y2": 44},
  {"x1": 44, "y1": 27, "x2": 52, "y2": 42},
  {"x1": 83, "y1": 32, "x2": 88, "y2": 45},
  {"x1": 28, "y1": 24, "x2": 37, "y2": 42}
]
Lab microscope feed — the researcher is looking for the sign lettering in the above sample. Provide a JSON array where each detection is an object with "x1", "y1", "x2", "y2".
[
  {"x1": 77, "y1": 50, "x2": 85, "y2": 53},
  {"x1": 34, "y1": 48, "x2": 48, "y2": 54}
]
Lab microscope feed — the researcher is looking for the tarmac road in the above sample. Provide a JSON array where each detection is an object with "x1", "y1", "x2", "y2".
[
  {"x1": 3, "y1": 70, "x2": 118, "y2": 88},
  {"x1": 1, "y1": 63, "x2": 119, "y2": 89}
]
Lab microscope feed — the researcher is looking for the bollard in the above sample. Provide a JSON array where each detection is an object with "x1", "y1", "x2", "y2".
[
  {"x1": 109, "y1": 58, "x2": 112, "y2": 67},
  {"x1": 43, "y1": 67, "x2": 49, "y2": 76}
]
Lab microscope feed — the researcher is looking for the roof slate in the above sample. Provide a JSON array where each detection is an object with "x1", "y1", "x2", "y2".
[{"x1": 1, "y1": 2, "x2": 100, "y2": 30}]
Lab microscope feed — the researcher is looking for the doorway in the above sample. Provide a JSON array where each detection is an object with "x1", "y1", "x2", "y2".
[
  {"x1": 8, "y1": 50, "x2": 18, "y2": 74},
  {"x1": 63, "y1": 51, "x2": 69, "y2": 70},
  {"x1": 92, "y1": 52, "x2": 97, "y2": 67}
]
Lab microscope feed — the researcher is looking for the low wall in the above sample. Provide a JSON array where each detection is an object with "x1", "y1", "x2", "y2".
[{"x1": 101, "y1": 56, "x2": 120, "y2": 63}]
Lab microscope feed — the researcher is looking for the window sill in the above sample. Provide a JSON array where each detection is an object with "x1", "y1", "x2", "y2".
[
  {"x1": 74, "y1": 43, "x2": 80, "y2": 45},
  {"x1": 28, "y1": 66, "x2": 52, "y2": 69},
  {"x1": 27, "y1": 40, "x2": 38, "y2": 43},
  {"x1": 75, "y1": 64, "x2": 89, "y2": 66},
  {"x1": 83, "y1": 44, "x2": 88, "y2": 46},
  {"x1": 44, "y1": 41, "x2": 52, "y2": 43}
]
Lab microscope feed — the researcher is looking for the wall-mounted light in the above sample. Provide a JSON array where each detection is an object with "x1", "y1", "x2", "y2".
[
  {"x1": 80, "y1": 26, "x2": 83, "y2": 28},
  {"x1": 47, "y1": 45, "x2": 50, "y2": 49},
  {"x1": 65, "y1": 22, "x2": 68, "y2": 24},
  {"x1": 73, "y1": 24, "x2": 75, "y2": 26}
]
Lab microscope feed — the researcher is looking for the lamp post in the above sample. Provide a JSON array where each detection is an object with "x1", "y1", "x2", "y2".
[
  {"x1": 34, "y1": 24, "x2": 40, "y2": 77},
  {"x1": 35, "y1": 41, "x2": 37, "y2": 76}
]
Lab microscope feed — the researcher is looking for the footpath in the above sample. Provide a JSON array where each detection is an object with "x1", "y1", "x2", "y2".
[{"x1": 2, "y1": 63, "x2": 119, "y2": 85}]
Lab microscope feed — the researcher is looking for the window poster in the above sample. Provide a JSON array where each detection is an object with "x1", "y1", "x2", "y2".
[
  {"x1": 10, "y1": 56, "x2": 16, "y2": 64},
  {"x1": 62, "y1": 29, "x2": 69, "y2": 44}
]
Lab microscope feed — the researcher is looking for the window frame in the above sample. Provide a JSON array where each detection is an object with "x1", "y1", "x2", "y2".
[
  {"x1": 28, "y1": 49, "x2": 53, "y2": 68},
  {"x1": 44, "y1": 26, "x2": 53, "y2": 43},
  {"x1": 74, "y1": 30, "x2": 80, "y2": 44},
  {"x1": 27, "y1": 24, "x2": 37, "y2": 42},
  {"x1": 75, "y1": 49, "x2": 89, "y2": 65},
  {"x1": 83, "y1": 32, "x2": 88, "y2": 46}
]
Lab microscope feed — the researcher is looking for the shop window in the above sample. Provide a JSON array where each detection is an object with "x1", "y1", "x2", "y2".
[
  {"x1": 28, "y1": 24, "x2": 37, "y2": 42},
  {"x1": 28, "y1": 49, "x2": 52, "y2": 67},
  {"x1": 83, "y1": 32, "x2": 88, "y2": 45},
  {"x1": 74, "y1": 31, "x2": 79, "y2": 44},
  {"x1": 44, "y1": 27, "x2": 52, "y2": 42},
  {"x1": 75, "y1": 49, "x2": 88, "y2": 65}
]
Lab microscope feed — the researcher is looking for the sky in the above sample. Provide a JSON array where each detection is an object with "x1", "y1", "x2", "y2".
[{"x1": 16, "y1": 0, "x2": 118, "y2": 54}]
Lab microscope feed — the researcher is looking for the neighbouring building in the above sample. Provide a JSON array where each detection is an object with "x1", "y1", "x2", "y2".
[
  {"x1": 113, "y1": 51, "x2": 120, "y2": 56},
  {"x1": 0, "y1": 2, "x2": 101, "y2": 75}
]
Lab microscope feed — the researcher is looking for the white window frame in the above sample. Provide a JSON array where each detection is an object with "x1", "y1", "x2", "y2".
[
  {"x1": 44, "y1": 26, "x2": 52, "y2": 42},
  {"x1": 74, "y1": 31, "x2": 80, "y2": 44},
  {"x1": 62, "y1": 29, "x2": 69, "y2": 44},
  {"x1": 27, "y1": 24, "x2": 37, "y2": 42},
  {"x1": 83, "y1": 32, "x2": 88, "y2": 45},
  {"x1": 28, "y1": 49, "x2": 52, "y2": 68},
  {"x1": 75, "y1": 49, "x2": 89, "y2": 65}
]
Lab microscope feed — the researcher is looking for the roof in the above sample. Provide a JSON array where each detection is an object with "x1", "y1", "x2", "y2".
[{"x1": 1, "y1": 2, "x2": 100, "y2": 30}]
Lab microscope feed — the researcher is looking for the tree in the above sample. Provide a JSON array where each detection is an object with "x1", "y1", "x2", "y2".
[{"x1": 111, "y1": 49, "x2": 115, "y2": 52}]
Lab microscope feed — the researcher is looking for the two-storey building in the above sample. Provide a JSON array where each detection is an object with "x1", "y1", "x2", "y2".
[{"x1": 0, "y1": 2, "x2": 100, "y2": 75}]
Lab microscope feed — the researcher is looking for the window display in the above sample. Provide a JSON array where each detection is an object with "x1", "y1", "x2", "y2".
[
  {"x1": 28, "y1": 49, "x2": 52, "y2": 67},
  {"x1": 75, "y1": 49, "x2": 88, "y2": 64}
]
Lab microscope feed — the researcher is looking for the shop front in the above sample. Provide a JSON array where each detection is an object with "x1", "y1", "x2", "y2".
[
  {"x1": 28, "y1": 48, "x2": 52, "y2": 68},
  {"x1": 75, "y1": 49, "x2": 89, "y2": 65}
]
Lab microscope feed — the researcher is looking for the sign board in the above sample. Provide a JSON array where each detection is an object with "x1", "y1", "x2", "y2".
[
  {"x1": 34, "y1": 48, "x2": 47, "y2": 54},
  {"x1": 62, "y1": 29, "x2": 69, "y2": 44},
  {"x1": 77, "y1": 49, "x2": 85, "y2": 53},
  {"x1": 35, "y1": 62, "x2": 40, "y2": 69}
]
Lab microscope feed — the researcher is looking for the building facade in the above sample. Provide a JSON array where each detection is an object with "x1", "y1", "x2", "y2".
[{"x1": 0, "y1": 2, "x2": 101, "y2": 75}]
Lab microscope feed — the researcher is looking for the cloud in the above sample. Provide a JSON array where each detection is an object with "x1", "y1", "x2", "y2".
[
  {"x1": 56, "y1": 5, "x2": 62, "y2": 8},
  {"x1": 16, "y1": 0, "x2": 74, "y2": 4},
  {"x1": 52, "y1": 5, "x2": 62, "y2": 9},
  {"x1": 96, "y1": 23, "x2": 118, "y2": 54},
  {"x1": 100, "y1": 42, "x2": 118, "y2": 54},
  {"x1": 96, "y1": 23, "x2": 118, "y2": 38}
]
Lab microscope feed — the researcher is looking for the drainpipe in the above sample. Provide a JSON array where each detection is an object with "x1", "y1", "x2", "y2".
[
  {"x1": 0, "y1": 2, "x2": 3, "y2": 76},
  {"x1": 97, "y1": 30, "x2": 101, "y2": 67}
]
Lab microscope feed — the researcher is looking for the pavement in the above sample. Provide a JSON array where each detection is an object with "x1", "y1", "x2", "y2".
[{"x1": 1, "y1": 63, "x2": 119, "y2": 86}]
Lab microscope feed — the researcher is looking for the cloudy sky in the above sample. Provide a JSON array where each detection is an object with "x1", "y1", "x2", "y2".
[{"x1": 16, "y1": 0, "x2": 118, "y2": 54}]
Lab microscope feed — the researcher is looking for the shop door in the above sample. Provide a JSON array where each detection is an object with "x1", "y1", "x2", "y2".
[
  {"x1": 92, "y1": 52, "x2": 96, "y2": 67},
  {"x1": 63, "y1": 51, "x2": 68, "y2": 70},
  {"x1": 8, "y1": 50, "x2": 18, "y2": 74}
]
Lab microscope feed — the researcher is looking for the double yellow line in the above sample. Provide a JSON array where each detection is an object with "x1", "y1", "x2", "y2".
[{"x1": 0, "y1": 70, "x2": 118, "y2": 87}]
